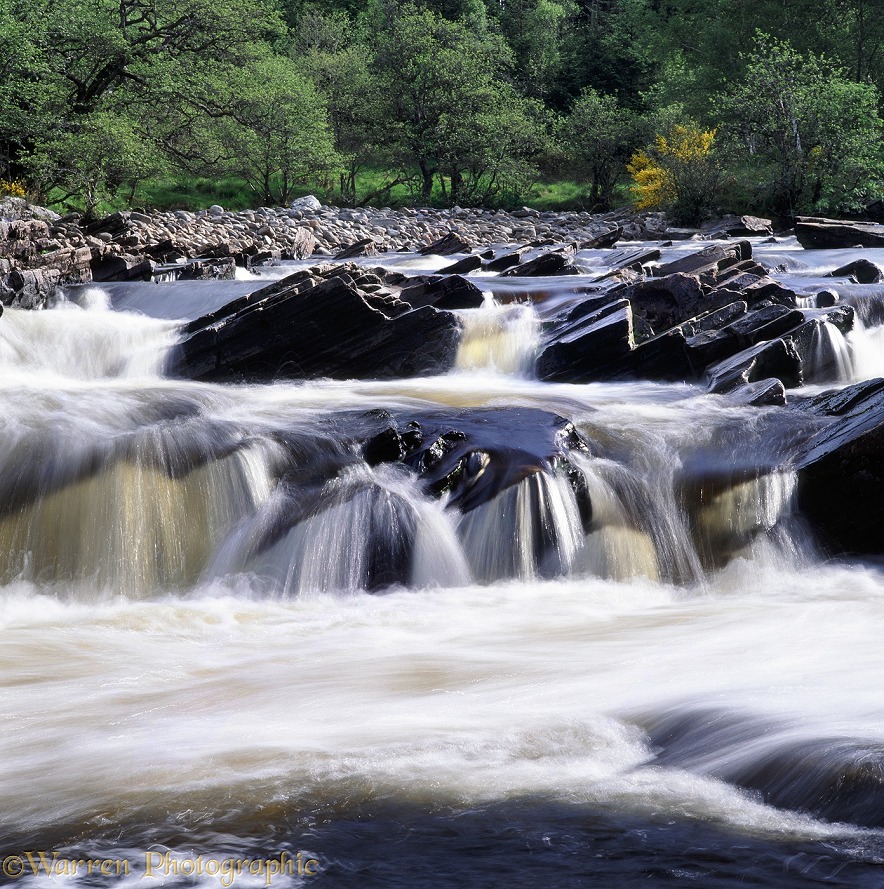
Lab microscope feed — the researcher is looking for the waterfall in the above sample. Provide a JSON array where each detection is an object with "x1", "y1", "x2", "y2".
[
  {"x1": 805, "y1": 320, "x2": 854, "y2": 383},
  {"x1": 0, "y1": 439, "x2": 276, "y2": 596},
  {"x1": 455, "y1": 300, "x2": 540, "y2": 375},
  {"x1": 457, "y1": 469, "x2": 585, "y2": 583},
  {"x1": 210, "y1": 463, "x2": 472, "y2": 595},
  {"x1": 0, "y1": 301, "x2": 180, "y2": 380},
  {"x1": 847, "y1": 319, "x2": 884, "y2": 380}
]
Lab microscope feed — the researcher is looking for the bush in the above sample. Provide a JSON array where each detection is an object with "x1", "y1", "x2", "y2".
[{"x1": 628, "y1": 124, "x2": 721, "y2": 224}]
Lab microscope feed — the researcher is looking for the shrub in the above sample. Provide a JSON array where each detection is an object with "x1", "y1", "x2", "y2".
[{"x1": 628, "y1": 124, "x2": 721, "y2": 224}]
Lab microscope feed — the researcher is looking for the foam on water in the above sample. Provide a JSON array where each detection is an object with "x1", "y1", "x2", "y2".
[
  {"x1": 0, "y1": 301, "x2": 179, "y2": 380},
  {"x1": 7, "y1": 257, "x2": 884, "y2": 881}
]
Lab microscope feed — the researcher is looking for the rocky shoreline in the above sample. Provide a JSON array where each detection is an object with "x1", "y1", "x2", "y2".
[{"x1": 0, "y1": 194, "x2": 775, "y2": 307}]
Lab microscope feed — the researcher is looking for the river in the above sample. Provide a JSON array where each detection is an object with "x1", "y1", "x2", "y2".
[{"x1": 3, "y1": 237, "x2": 884, "y2": 887}]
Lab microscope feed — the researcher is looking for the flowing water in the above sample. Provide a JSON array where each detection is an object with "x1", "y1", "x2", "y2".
[{"x1": 5, "y1": 239, "x2": 884, "y2": 887}]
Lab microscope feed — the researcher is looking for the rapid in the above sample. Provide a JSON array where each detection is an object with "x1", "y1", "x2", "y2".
[{"x1": 4, "y1": 237, "x2": 884, "y2": 887}]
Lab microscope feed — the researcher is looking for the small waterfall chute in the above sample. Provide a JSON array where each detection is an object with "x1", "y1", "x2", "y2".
[
  {"x1": 805, "y1": 319, "x2": 854, "y2": 383},
  {"x1": 214, "y1": 463, "x2": 471, "y2": 596},
  {"x1": 455, "y1": 300, "x2": 540, "y2": 375},
  {"x1": 0, "y1": 303, "x2": 180, "y2": 380},
  {"x1": 456, "y1": 468, "x2": 585, "y2": 583}
]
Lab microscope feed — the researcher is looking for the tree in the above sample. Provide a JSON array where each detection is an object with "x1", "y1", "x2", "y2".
[
  {"x1": 718, "y1": 34, "x2": 884, "y2": 217},
  {"x1": 26, "y1": 112, "x2": 165, "y2": 214},
  {"x1": 370, "y1": 2, "x2": 546, "y2": 204},
  {"x1": 559, "y1": 87, "x2": 643, "y2": 208},
  {"x1": 295, "y1": 9, "x2": 387, "y2": 205},
  {"x1": 492, "y1": 0, "x2": 578, "y2": 102},
  {"x1": 157, "y1": 53, "x2": 338, "y2": 206}
]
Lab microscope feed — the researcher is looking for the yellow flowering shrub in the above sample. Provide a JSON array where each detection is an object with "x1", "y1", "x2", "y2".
[
  {"x1": 0, "y1": 179, "x2": 27, "y2": 199},
  {"x1": 628, "y1": 125, "x2": 720, "y2": 223},
  {"x1": 655, "y1": 125, "x2": 716, "y2": 163},
  {"x1": 627, "y1": 150, "x2": 676, "y2": 211}
]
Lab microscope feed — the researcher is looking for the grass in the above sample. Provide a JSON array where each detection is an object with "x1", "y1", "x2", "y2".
[{"x1": 42, "y1": 167, "x2": 623, "y2": 216}]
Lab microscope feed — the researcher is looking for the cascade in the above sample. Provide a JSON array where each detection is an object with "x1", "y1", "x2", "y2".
[
  {"x1": 7, "y1": 239, "x2": 884, "y2": 886},
  {"x1": 454, "y1": 300, "x2": 540, "y2": 374}
]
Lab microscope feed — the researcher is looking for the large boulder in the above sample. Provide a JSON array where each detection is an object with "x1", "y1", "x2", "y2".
[
  {"x1": 170, "y1": 270, "x2": 462, "y2": 382},
  {"x1": 499, "y1": 249, "x2": 578, "y2": 278},
  {"x1": 535, "y1": 298, "x2": 634, "y2": 382},
  {"x1": 397, "y1": 274, "x2": 484, "y2": 310},
  {"x1": 828, "y1": 258, "x2": 883, "y2": 284},
  {"x1": 794, "y1": 379, "x2": 884, "y2": 554},
  {"x1": 701, "y1": 215, "x2": 774, "y2": 238}
]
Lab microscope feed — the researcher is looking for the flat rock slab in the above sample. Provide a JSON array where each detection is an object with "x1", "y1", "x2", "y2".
[{"x1": 795, "y1": 217, "x2": 884, "y2": 249}]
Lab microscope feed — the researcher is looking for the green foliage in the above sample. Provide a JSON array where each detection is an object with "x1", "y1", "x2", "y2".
[
  {"x1": 371, "y1": 2, "x2": 547, "y2": 205},
  {"x1": 559, "y1": 87, "x2": 644, "y2": 209},
  {"x1": 295, "y1": 8, "x2": 385, "y2": 204},
  {"x1": 177, "y1": 54, "x2": 338, "y2": 206},
  {"x1": 718, "y1": 33, "x2": 884, "y2": 217},
  {"x1": 27, "y1": 112, "x2": 166, "y2": 216},
  {"x1": 2, "y1": 0, "x2": 884, "y2": 218},
  {"x1": 628, "y1": 124, "x2": 722, "y2": 224}
]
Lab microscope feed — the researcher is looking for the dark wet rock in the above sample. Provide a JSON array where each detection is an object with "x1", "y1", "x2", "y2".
[
  {"x1": 486, "y1": 248, "x2": 527, "y2": 272},
  {"x1": 400, "y1": 407, "x2": 591, "y2": 515},
  {"x1": 419, "y1": 232, "x2": 471, "y2": 256},
  {"x1": 144, "y1": 239, "x2": 184, "y2": 262},
  {"x1": 624, "y1": 273, "x2": 734, "y2": 334},
  {"x1": 691, "y1": 300, "x2": 748, "y2": 333},
  {"x1": 398, "y1": 274, "x2": 484, "y2": 310},
  {"x1": 701, "y1": 215, "x2": 774, "y2": 238},
  {"x1": 706, "y1": 337, "x2": 803, "y2": 393},
  {"x1": 579, "y1": 224, "x2": 621, "y2": 249},
  {"x1": 363, "y1": 422, "x2": 424, "y2": 466},
  {"x1": 726, "y1": 305, "x2": 805, "y2": 347},
  {"x1": 254, "y1": 406, "x2": 594, "y2": 589},
  {"x1": 628, "y1": 328, "x2": 693, "y2": 380},
  {"x1": 177, "y1": 258, "x2": 237, "y2": 281},
  {"x1": 794, "y1": 379, "x2": 884, "y2": 554},
  {"x1": 535, "y1": 299, "x2": 634, "y2": 382},
  {"x1": 91, "y1": 253, "x2": 154, "y2": 282},
  {"x1": 828, "y1": 258, "x2": 883, "y2": 284},
  {"x1": 594, "y1": 247, "x2": 662, "y2": 282},
  {"x1": 729, "y1": 378, "x2": 787, "y2": 407},
  {"x1": 437, "y1": 254, "x2": 482, "y2": 275},
  {"x1": 795, "y1": 217, "x2": 884, "y2": 249},
  {"x1": 815, "y1": 290, "x2": 840, "y2": 308},
  {"x1": 653, "y1": 242, "x2": 750, "y2": 278},
  {"x1": 740, "y1": 277, "x2": 798, "y2": 307},
  {"x1": 334, "y1": 238, "x2": 378, "y2": 260},
  {"x1": 499, "y1": 250, "x2": 578, "y2": 278},
  {"x1": 172, "y1": 272, "x2": 462, "y2": 383},
  {"x1": 685, "y1": 328, "x2": 741, "y2": 370}
]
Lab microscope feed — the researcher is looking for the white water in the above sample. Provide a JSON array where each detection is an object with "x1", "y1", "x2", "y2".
[
  {"x1": 6, "y1": 253, "x2": 884, "y2": 884},
  {"x1": 454, "y1": 300, "x2": 540, "y2": 374}
]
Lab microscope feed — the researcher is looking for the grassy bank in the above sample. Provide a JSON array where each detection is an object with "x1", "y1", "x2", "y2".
[{"x1": 42, "y1": 169, "x2": 618, "y2": 217}]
